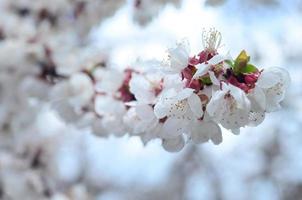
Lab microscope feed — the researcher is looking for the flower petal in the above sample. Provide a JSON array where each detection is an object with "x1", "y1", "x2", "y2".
[
  {"x1": 162, "y1": 135, "x2": 185, "y2": 152},
  {"x1": 188, "y1": 93, "x2": 203, "y2": 118},
  {"x1": 207, "y1": 54, "x2": 224, "y2": 65},
  {"x1": 257, "y1": 70, "x2": 280, "y2": 89},
  {"x1": 193, "y1": 63, "x2": 209, "y2": 78},
  {"x1": 161, "y1": 117, "x2": 188, "y2": 138},
  {"x1": 208, "y1": 70, "x2": 220, "y2": 86},
  {"x1": 154, "y1": 101, "x2": 169, "y2": 119},
  {"x1": 190, "y1": 121, "x2": 222, "y2": 145}
]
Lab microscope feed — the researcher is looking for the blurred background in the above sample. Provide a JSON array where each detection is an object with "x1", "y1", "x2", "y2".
[{"x1": 0, "y1": 0, "x2": 301, "y2": 199}]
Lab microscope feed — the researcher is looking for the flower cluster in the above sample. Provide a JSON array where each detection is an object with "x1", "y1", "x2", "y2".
[{"x1": 52, "y1": 28, "x2": 290, "y2": 152}]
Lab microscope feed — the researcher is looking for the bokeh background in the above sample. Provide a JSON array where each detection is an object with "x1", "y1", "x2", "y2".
[{"x1": 0, "y1": 0, "x2": 302, "y2": 199}]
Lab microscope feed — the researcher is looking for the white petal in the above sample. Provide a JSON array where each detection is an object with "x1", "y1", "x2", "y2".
[
  {"x1": 154, "y1": 101, "x2": 169, "y2": 119},
  {"x1": 129, "y1": 74, "x2": 155, "y2": 104},
  {"x1": 231, "y1": 129, "x2": 240, "y2": 135},
  {"x1": 136, "y1": 104, "x2": 155, "y2": 120},
  {"x1": 193, "y1": 63, "x2": 209, "y2": 78},
  {"x1": 141, "y1": 124, "x2": 162, "y2": 145},
  {"x1": 248, "y1": 86, "x2": 266, "y2": 112},
  {"x1": 69, "y1": 72, "x2": 94, "y2": 106},
  {"x1": 94, "y1": 69, "x2": 123, "y2": 93},
  {"x1": 168, "y1": 40, "x2": 190, "y2": 71},
  {"x1": 161, "y1": 117, "x2": 188, "y2": 138},
  {"x1": 257, "y1": 70, "x2": 280, "y2": 89},
  {"x1": 175, "y1": 88, "x2": 194, "y2": 101},
  {"x1": 207, "y1": 54, "x2": 224, "y2": 65},
  {"x1": 51, "y1": 100, "x2": 81, "y2": 123},
  {"x1": 193, "y1": 55, "x2": 224, "y2": 79},
  {"x1": 206, "y1": 90, "x2": 225, "y2": 117},
  {"x1": 95, "y1": 96, "x2": 126, "y2": 116},
  {"x1": 188, "y1": 93, "x2": 203, "y2": 118},
  {"x1": 208, "y1": 71, "x2": 220, "y2": 86},
  {"x1": 162, "y1": 135, "x2": 185, "y2": 152},
  {"x1": 190, "y1": 121, "x2": 222, "y2": 145},
  {"x1": 248, "y1": 111, "x2": 265, "y2": 126},
  {"x1": 265, "y1": 100, "x2": 281, "y2": 112},
  {"x1": 92, "y1": 119, "x2": 108, "y2": 137},
  {"x1": 229, "y1": 84, "x2": 251, "y2": 110},
  {"x1": 277, "y1": 67, "x2": 291, "y2": 89}
]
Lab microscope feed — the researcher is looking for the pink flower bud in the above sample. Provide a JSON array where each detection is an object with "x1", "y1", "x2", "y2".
[{"x1": 244, "y1": 73, "x2": 259, "y2": 85}]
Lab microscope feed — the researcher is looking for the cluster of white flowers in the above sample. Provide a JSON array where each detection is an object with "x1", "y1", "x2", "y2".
[
  {"x1": 0, "y1": 0, "x2": 295, "y2": 198},
  {"x1": 51, "y1": 28, "x2": 290, "y2": 152}
]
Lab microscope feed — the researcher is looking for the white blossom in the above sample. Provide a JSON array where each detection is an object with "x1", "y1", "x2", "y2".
[
  {"x1": 163, "y1": 39, "x2": 190, "y2": 73},
  {"x1": 129, "y1": 73, "x2": 162, "y2": 104},
  {"x1": 207, "y1": 83, "x2": 251, "y2": 132},
  {"x1": 256, "y1": 67, "x2": 290, "y2": 112}
]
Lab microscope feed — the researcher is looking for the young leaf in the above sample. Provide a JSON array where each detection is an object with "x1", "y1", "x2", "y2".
[
  {"x1": 225, "y1": 59, "x2": 234, "y2": 68},
  {"x1": 235, "y1": 50, "x2": 250, "y2": 68},
  {"x1": 200, "y1": 76, "x2": 212, "y2": 85},
  {"x1": 240, "y1": 64, "x2": 258, "y2": 74},
  {"x1": 233, "y1": 50, "x2": 252, "y2": 75}
]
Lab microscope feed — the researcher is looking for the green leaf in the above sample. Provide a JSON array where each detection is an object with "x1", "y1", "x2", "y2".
[
  {"x1": 225, "y1": 59, "x2": 234, "y2": 68},
  {"x1": 233, "y1": 50, "x2": 255, "y2": 75},
  {"x1": 235, "y1": 50, "x2": 250, "y2": 68},
  {"x1": 200, "y1": 76, "x2": 212, "y2": 85},
  {"x1": 240, "y1": 64, "x2": 258, "y2": 74}
]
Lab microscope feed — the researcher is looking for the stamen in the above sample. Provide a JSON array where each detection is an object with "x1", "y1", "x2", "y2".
[{"x1": 202, "y1": 28, "x2": 222, "y2": 52}]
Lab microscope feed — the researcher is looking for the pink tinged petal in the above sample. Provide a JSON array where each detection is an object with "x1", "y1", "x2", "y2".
[
  {"x1": 181, "y1": 66, "x2": 194, "y2": 80},
  {"x1": 187, "y1": 79, "x2": 201, "y2": 91},
  {"x1": 189, "y1": 56, "x2": 200, "y2": 65},
  {"x1": 161, "y1": 117, "x2": 188, "y2": 138},
  {"x1": 244, "y1": 73, "x2": 259, "y2": 85},
  {"x1": 188, "y1": 93, "x2": 203, "y2": 118},
  {"x1": 162, "y1": 135, "x2": 185, "y2": 152},
  {"x1": 198, "y1": 50, "x2": 211, "y2": 63}
]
